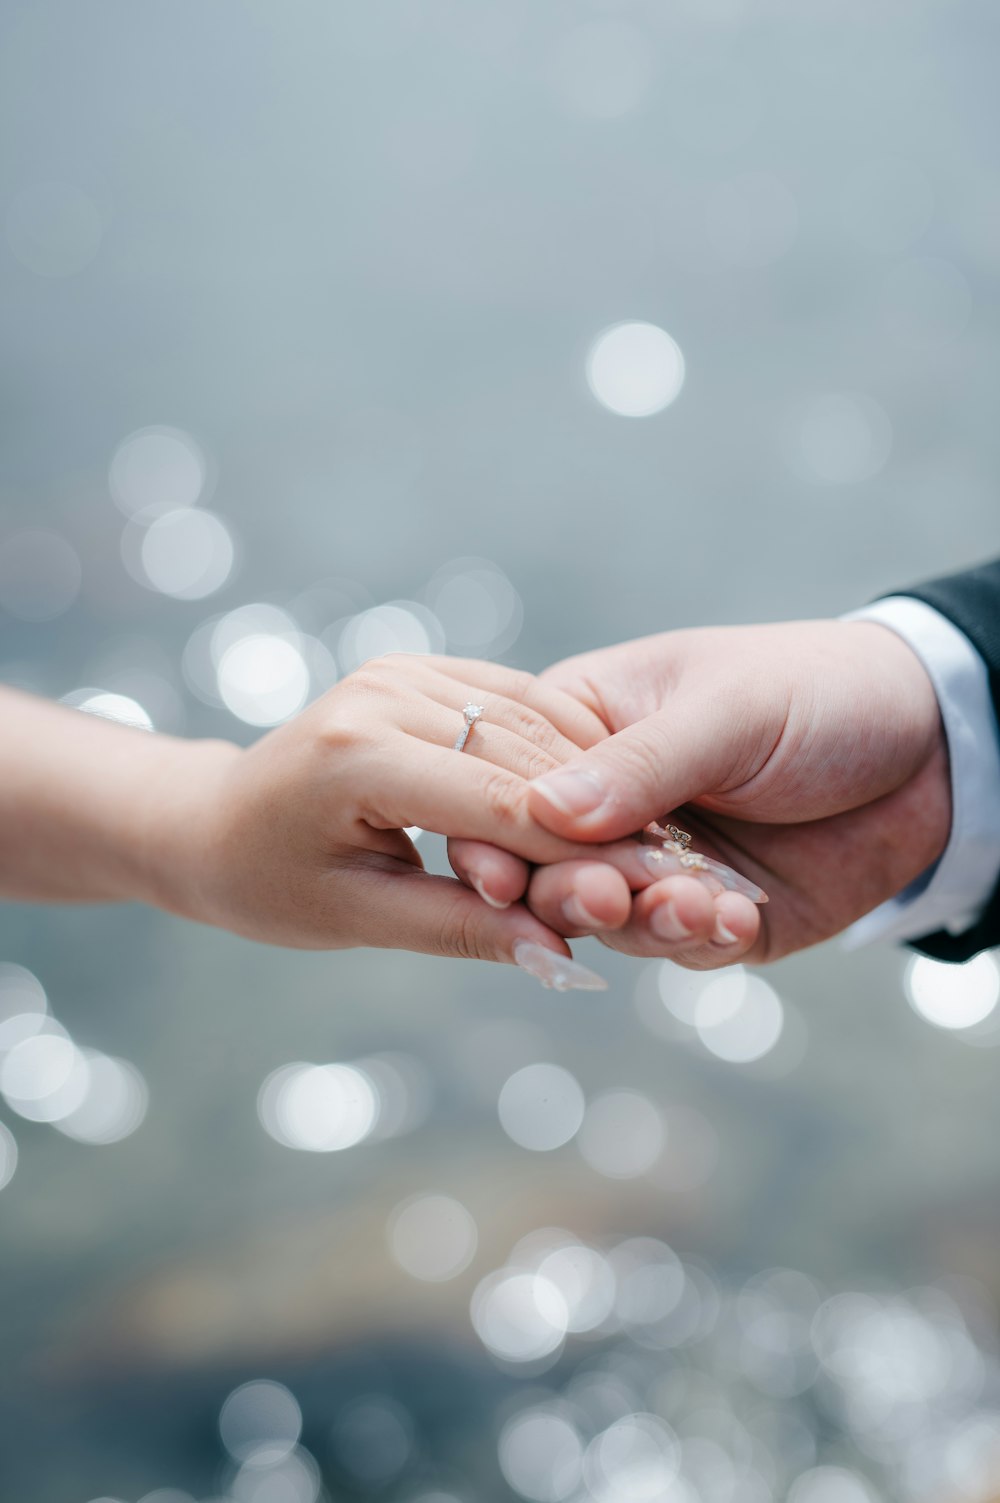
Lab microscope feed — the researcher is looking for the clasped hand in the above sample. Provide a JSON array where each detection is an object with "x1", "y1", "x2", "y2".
[
  {"x1": 171, "y1": 619, "x2": 951, "y2": 987},
  {"x1": 0, "y1": 619, "x2": 948, "y2": 989}
]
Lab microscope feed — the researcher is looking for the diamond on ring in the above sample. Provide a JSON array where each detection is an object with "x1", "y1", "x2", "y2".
[{"x1": 454, "y1": 702, "x2": 485, "y2": 752}]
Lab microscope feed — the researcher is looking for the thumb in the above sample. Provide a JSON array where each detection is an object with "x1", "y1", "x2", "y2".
[{"x1": 527, "y1": 696, "x2": 750, "y2": 842}]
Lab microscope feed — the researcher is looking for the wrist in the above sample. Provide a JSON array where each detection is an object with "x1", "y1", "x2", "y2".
[{"x1": 134, "y1": 736, "x2": 244, "y2": 922}]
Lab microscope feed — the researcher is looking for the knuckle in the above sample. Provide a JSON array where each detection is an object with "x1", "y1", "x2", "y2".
[
  {"x1": 607, "y1": 725, "x2": 673, "y2": 794},
  {"x1": 345, "y1": 663, "x2": 393, "y2": 699},
  {"x1": 438, "y1": 891, "x2": 492, "y2": 963},
  {"x1": 479, "y1": 767, "x2": 523, "y2": 831},
  {"x1": 500, "y1": 699, "x2": 562, "y2": 751}
]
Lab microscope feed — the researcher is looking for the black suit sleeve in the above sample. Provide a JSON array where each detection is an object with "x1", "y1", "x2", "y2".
[{"x1": 896, "y1": 558, "x2": 1000, "y2": 962}]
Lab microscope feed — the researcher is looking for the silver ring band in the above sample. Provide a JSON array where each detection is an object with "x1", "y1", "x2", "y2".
[{"x1": 454, "y1": 701, "x2": 484, "y2": 752}]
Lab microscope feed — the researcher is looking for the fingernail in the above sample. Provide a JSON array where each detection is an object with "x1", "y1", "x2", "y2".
[
  {"x1": 563, "y1": 894, "x2": 604, "y2": 930},
  {"x1": 471, "y1": 875, "x2": 511, "y2": 910},
  {"x1": 650, "y1": 899, "x2": 694, "y2": 942},
  {"x1": 714, "y1": 918, "x2": 740, "y2": 945},
  {"x1": 639, "y1": 847, "x2": 686, "y2": 879},
  {"x1": 686, "y1": 854, "x2": 768, "y2": 905},
  {"x1": 532, "y1": 768, "x2": 607, "y2": 819},
  {"x1": 513, "y1": 940, "x2": 608, "y2": 993}
]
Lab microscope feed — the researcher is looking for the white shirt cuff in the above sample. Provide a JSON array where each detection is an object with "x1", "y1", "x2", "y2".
[{"x1": 840, "y1": 597, "x2": 1000, "y2": 950}]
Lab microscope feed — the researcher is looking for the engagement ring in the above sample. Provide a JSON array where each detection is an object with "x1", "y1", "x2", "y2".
[{"x1": 453, "y1": 702, "x2": 484, "y2": 752}]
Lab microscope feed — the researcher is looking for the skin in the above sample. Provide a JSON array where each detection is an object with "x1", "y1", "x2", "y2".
[
  {"x1": 449, "y1": 620, "x2": 952, "y2": 969},
  {"x1": 0, "y1": 663, "x2": 622, "y2": 977}
]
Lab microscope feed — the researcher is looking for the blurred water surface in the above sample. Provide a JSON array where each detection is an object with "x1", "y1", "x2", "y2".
[{"x1": 2, "y1": 2, "x2": 1000, "y2": 1500}]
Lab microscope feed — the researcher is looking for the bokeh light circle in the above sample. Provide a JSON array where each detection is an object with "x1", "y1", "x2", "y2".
[
  {"x1": 110, "y1": 427, "x2": 206, "y2": 516},
  {"x1": 577, "y1": 1090, "x2": 663, "y2": 1178},
  {"x1": 388, "y1": 1193, "x2": 478, "y2": 1282},
  {"x1": 586, "y1": 322, "x2": 685, "y2": 417},
  {"x1": 694, "y1": 972, "x2": 784, "y2": 1063},
  {"x1": 219, "y1": 1379, "x2": 302, "y2": 1465},
  {"x1": 0, "y1": 963, "x2": 48, "y2": 1053},
  {"x1": 499, "y1": 1407, "x2": 584, "y2": 1502},
  {"x1": 905, "y1": 953, "x2": 1000, "y2": 1031},
  {"x1": 470, "y1": 1269, "x2": 569, "y2": 1364},
  {"x1": 218, "y1": 634, "x2": 310, "y2": 726},
  {"x1": 137, "y1": 508, "x2": 235, "y2": 600},
  {"x1": 498, "y1": 1063, "x2": 586, "y2": 1152},
  {"x1": 54, "y1": 1051, "x2": 148, "y2": 1144},
  {"x1": 258, "y1": 1062, "x2": 379, "y2": 1152}
]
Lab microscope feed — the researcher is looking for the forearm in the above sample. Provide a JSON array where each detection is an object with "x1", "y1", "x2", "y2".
[{"x1": 0, "y1": 687, "x2": 240, "y2": 912}]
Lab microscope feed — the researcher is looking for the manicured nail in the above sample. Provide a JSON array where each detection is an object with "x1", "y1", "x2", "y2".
[
  {"x1": 640, "y1": 847, "x2": 686, "y2": 879},
  {"x1": 471, "y1": 875, "x2": 511, "y2": 910},
  {"x1": 650, "y1": 899, "x2": 694, "y2": 943},
  {"x1": 513, "y1": 940, "x2": 608, "y2": 993},
  {"x1": 531, "y1": 768, "x2": 607, "y2": 819},
  {"x1": 642, "y1": 840, "x2": 768, "y2": 905},
  {"x1": 713, "y1": 918, "x2": 740, "y2": 945},
  {"x1": 562, "y1": 894, "x2": 604, "y2": 930},
  {"x1": 694, "y1": 855, "x2": 768, "y2": 905}
]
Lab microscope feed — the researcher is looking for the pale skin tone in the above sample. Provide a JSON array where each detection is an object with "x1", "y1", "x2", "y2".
[
  {"x1": 0, "y1": 620, "x2": 950, "y2": 983},
  {"x1": 452, "y1": 620, "x2": 952, "y2": 968},
  {"x1": 0, "y1": 661, "x2": 664, "y2": 989}
]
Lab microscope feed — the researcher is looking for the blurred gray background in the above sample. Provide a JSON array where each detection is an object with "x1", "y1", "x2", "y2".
[{"x1": 2, "y1": 2, "x2": 1000, "y2": 1501}]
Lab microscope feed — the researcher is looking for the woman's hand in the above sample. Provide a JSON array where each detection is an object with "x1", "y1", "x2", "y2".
[
  {"x1": 0, "y1": 661, "x2": 628, "y2": 986},
  {"x1": 175, "y1": 654, "x2": 620, "y2": 981}
]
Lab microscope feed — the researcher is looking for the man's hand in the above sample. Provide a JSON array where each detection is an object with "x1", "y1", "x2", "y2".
[{"x1": 450, "y1": 622, "x2": 951, "y2": 968}]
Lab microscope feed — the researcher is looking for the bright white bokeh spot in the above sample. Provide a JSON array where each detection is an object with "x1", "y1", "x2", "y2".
[
  {"x1": 695, "y1": 972, "x2": 784, "y2": 1063},
  {"x1": 219, "y1": 1380, "x2": 302, "y2": 1465},
  {"x1": 470, "y1": 1269, "x2": 569, "y2": 1364},
  {"x1": 498, "y1": 1063, "x2": 586, "y2": 1152},
  {"x1": 55, "y1": 1051, "x2": 148, "y2": 1145},
  {"x1": 790, "y1": 392, "x2": 892, "y2": 485},
  {"x1": 0, "y1": 529, "x2": 81, "y2": 621},
  {"x1": 0, "y1": 1026, "x2": 91, "y2": 1123},
  {"x1": 257, "y1": 1062, "x2": 379, "y2": 1152},
  {"x1": 787, "y1": 1467, "x2": 882, "y2": 1503},
  {"x1": 6, "y1": 181, "x2": 103, "y2": 276},
  {"x1": 337, "y1": 601, "x2": 445, "y2": 674},
  {"x1": 218, "y1": 634, "x2": 310, "y2": 726},
  {"x1": 65, "y1": 689, "x2": 154, "y2": 731},
  {"x1": 583, "y1": 1413, "x2": 681, "y2": 1501},
  {"x1": 656, "y1": 961, "x2": 724, "y2": 1026},
  {"x1": 388, "y1": 1193, "x2": 478, "y2": 1282},
  {"x1": 537, "y1": 1242, "x2": 616, "y2": 1333},
  {"x1": 586, "y1": 322, "x2": 685, "y2": 417},
  {"x1": 705, "y1": 172, "x2": 798, "y2": 266},
  {"x1": 0, "y1": 1121, "x2": 17, "y2": 1191},
  {"x1": 109, "y1": 427, "x2": 206, "y2": 516},
  {"x1": 424, "y1": 558, "x2": 523, "y2": 656},
  {"x1": 499, "y1": 1407, "x2": 585, "y2": 1502},
  {"x1": 137, "y1": 507, "x2": 234, "y2": 600},
  {"x1": 905, "y1": 953, "x2": 1000, "y2": 1031},
  {"x1": 548, "y1": 21, "x2": 652, "y2": 120},
  {"x1": 0, "y1": 963, "x2": 48, "y2": 1053},
  {"x1": 577, "y1": 1089, "x2": 663, "y2": 1178}
]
